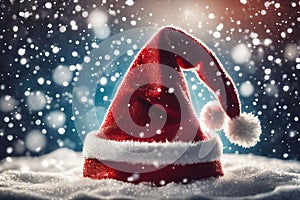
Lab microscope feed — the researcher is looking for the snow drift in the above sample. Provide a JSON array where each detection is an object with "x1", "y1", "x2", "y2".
[{"x1": 0, "y1": 148, "x2": 299, "y2": 200}]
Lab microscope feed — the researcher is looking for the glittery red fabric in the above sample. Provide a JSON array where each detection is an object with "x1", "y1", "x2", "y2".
[{"x1": 83, "y1": 159, "x2": 224, "y2": 185}]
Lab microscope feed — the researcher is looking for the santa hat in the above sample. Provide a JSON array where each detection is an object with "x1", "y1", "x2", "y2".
[{"x1": 82, "y1": 26, "x2": 261, "y2": 185}]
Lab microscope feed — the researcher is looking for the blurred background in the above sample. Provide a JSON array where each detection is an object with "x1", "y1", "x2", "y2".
[{"x1": 0, "y1": 0, "x2": 299, "y2": 161}]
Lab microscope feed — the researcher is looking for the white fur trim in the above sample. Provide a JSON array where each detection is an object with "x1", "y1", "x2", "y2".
[
  {"x1": 83, "y1": 131, "x2": 222, "y2": 166},
  {"x1": 224, "y1": 112, "x2": 262, "y2": 148},
  {"x1": 200, "y1": 101, "x2": 225, "y2": 131}
]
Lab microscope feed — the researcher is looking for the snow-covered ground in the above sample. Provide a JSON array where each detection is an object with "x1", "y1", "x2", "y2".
[{"x1": 0, "y1": 148, "x2": 299, "y2": 200}]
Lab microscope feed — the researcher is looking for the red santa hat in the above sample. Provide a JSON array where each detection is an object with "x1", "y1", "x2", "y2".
[{"x1": 82, "y1": 26, "x2": 261, "y2": 185}]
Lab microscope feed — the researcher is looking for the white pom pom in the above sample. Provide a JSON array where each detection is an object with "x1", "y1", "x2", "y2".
[
  {"x1": 200, "y1": 101, "x2": 225, "y2": 131},
  {"x1": 224, "y1": 112, "x2": 262, "y2": 148}
]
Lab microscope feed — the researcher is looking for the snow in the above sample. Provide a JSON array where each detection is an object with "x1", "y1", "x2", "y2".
[
  {"x1": 45, "y1": 2, "x2": 52, "y2": 9},
  {"x1": 99, "y1": 77, "x2": 108, "y2": 86},
  {"x1": 284, "y1": 43, "x2": 298, "y2": 61},
  {"x1": 17, "y1": 48, "x2": 26, "y2": 56},
  {"x1": 239, "y1": 81, "x2": 254, "y2": 97},
  {"x1": 88, "y1": 10, "x2": 111, "y2": 39},
  {"x1": 125, "y1": 0, "x2": 135, "y2": 6},
  {"x1": 0, "y1": 148, "x2": 299, "y2": 200},
  {"x1": 52, "y1": 65, "x2": 73, "y2": 87},
  {"x1": 88, "y1": 10, "x2": 108, "y2": 26},
  {"x1": 24, "y1": 129, "x2": 47, "y2": 153},
  {"x1": 26, "y1": 91, "x2": 47, "y2": 111},
  {"x1": 231, "y1": 44, "x2": 251, "y2": 64},
  {"x1": 59, "y1": 25, "x2": 67, "y2": 33},
  {"x1": 240, "y1": 0, "x2": 247, "y2": 4},
  {"x1": 94, "y1": 25, "x2": 111, "y2": 39},
  {"x1": 44, "y1": 111, "x2": 66, "y2": 128},
  {"x1": 52, "y1": 46, "x2": 60, "y2": 54},
  {"x1": 0, "y1": 95, "x2": 18, "y2": 112}
]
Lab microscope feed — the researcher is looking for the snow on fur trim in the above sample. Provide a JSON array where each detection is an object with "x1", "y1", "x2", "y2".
[
  {"x1": 200, "y1": 101, "x2": 225, "y2": 131},
  {"x1": 224, "y1": 112, "x2": 262, "y2": 148},
  {"x1": 83, "y1": 131, "x2": 222, "y2": 166}
]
